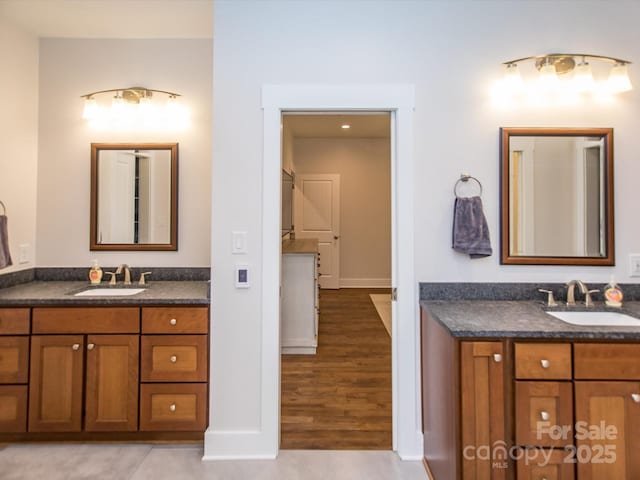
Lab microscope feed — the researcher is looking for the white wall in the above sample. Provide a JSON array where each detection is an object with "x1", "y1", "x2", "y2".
[
  {"x1": 0, "y1": 19, "x2": 39, "y2": 274},
  {"x1": 37, "y1": 39, "x2": 212, "y2": 267},
  {"x1": 293, "y1": 137, "x2": 391, "y2": 286},
  {"x1": 210, "y1": 0, "x2": 640, "y2": 456}
]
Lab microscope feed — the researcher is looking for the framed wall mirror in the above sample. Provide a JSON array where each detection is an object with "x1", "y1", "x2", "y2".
[
  {"x1": 500, "y1": 128, "x2": 614, "y2": 265},
  {"x1": 90, "y1": 143, "x2": 178, "y2": 251}
]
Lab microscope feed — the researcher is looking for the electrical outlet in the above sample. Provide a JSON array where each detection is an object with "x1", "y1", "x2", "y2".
[
  {"x1": 629, "y1": 254, "x2": 640, "y2": 277},
  {"x1": 18, "y1": 244, "x2": 30, "y2": 264}
]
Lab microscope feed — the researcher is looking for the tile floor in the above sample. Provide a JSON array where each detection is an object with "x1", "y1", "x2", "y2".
[{"x1": 0, "y1": 445, "x2": 427, "y2": 480}]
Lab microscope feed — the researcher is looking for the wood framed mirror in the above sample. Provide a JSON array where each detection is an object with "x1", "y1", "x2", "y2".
[
  {"x1": 90, "y1": 143, "x2": 178, "y2": 251},
  {"x1": 500, "y1": 128, "x2": 614, "y2": 265}
]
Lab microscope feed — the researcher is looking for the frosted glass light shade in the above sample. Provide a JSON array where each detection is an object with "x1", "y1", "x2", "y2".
[
  {"x1": 573, "y1": 61, "x2": 595, "y2": 92},
  {"x1": 539, "y1": 63, "x2": 559, "y2": 88},
  {"x1": 82, "y1": 97, "x2": 98, "y2": 120},
  {"x1": 608, "y1": 63, "x2": 632, "y2": 93},
  {"x1": 503, "y1": 63, "x2": 524, "y2": 92}
]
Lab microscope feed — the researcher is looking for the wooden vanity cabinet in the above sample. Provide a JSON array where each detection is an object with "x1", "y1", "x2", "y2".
[
  {"x1": 0, "y1": 308, "x2": 30, "y2": 432},
  {"x1": 29, "y1": 307, "x2": 139, "y2": 433},
  {"x1": 140, "y1": 306, "x2": 208, "y2": 432},
  {"x1": 421, "y1": 308, "x2": 511, "y2": 480},
  {"x1": 573, "y1": 344, "x2": 640, "y2": 480}
]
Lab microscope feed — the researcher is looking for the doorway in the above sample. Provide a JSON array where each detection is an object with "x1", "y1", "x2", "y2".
[
  {"x1": 280, "y1": 113, "x2": 392, "y2": 449},
  {"x1": 261, "y1": 84, "x2": 420, "y2": 459}
]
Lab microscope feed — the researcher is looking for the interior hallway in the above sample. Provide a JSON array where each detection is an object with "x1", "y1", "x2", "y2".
[{"x1": 281, "y1": 288, "x2": 392, "y2": 450}]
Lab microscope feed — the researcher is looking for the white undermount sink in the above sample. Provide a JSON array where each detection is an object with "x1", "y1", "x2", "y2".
[
  {"x1": 74, "y1": 288, "x2": 145, "y2": 297},
  {"x1": 546, "y1": 310, "x2": 640, "y2": 327}
]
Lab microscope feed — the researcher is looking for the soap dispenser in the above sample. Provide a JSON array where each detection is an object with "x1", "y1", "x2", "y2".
[
  {"x1": 89, "y1": 259, "x2": 103, "y2": 285},
  {"x1": 604, "y1": 275, "x2": 623, "y2": 308}
]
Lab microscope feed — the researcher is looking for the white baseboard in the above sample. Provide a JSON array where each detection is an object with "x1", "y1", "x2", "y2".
[
  {"x1": 339, "y1": 278, "x2": 391, "y2": 288},
  {"x1": 203, "y1": 428, "x2": 277, "y2": 460}
]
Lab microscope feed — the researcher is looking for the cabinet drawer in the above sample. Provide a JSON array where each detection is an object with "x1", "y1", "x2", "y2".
[
  {"x1": 516, "y1": 448, "x2": 575, "y2": 480},
  {"x1": 0, "y1": 337, "x2": 29, "y2": 383},
  {"x1": 142, "y1": 307, "x2": 208, "y2": 334},
  {"x1": 574, "y1": 343, "x2": 640, "y2": 380},
  {"x1": 0, "y1": 385, "x2": 28, "y2": 432},
  {"x1": 516, "y1": 381, "x2": 573, "y2": 447},
  {"x1": 515, "y1": 343, "x2": 572, "y2": 380},
  {"x1": 32, "y1": 307, "x2": 139, "y2": 334},
  {"x1": 139, "y1": 383, "x2": 207, "y2": 431},
  {"x1": 141, "y1": 335, "x2": 207, "y2": 382},
  {"x1": 0, "y1": 308, "x2": 30, "y2": 335}
]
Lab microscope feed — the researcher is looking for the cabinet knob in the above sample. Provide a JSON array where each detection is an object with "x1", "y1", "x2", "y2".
[
  {"x1": 493, "y1": 354, "x2": 502, "y2": 363},
  {"x1": 170, "y1": 318, "x2": 177, "y2": 326},
  {"x1": 87, "y1": 343, "x2": 95, "y2": 351},
  {"x1": 540, "y1": 411, "x2": 550, "y2": 421},
  {"x1": 169, "y1": 404, "x2": 176, "y2": 412},
  {"x1": 170, "y1": 355, "x2": 177, "y2": 363},
  {"x1": 72, "y1": 343, "x2": 80, "y2": 351},
  {"x1": 540, "y1": 359, "x2": 550, "y2": 369},
  {"x1": 632, "y1": 393, "x2": 640, "y2": 403}
]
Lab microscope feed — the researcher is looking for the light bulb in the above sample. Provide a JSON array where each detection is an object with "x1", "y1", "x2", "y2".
[{"x1": 607, "y1": 62, "x2": 632, "y2": 93}]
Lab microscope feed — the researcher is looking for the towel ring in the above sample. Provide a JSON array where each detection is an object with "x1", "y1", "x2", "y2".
[
  {"x1": 0, "y1": 200, "x2": 5, "y2": 215},
  {"x1": 454, "y1": 174, "x2": 482, "y2": 198}
]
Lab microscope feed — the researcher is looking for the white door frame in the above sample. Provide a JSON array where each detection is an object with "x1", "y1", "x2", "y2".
[{"x1": 261, "y1": 84, "x2": 421, "y2": 459}]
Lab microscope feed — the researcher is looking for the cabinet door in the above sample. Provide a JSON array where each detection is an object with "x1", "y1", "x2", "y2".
[
  {"x1": 28, "y1": 335, "x2": 84, "y2": 432},
  {"x1": 85, "y1": 334, "x2": 139, "y2": 432},
  {"x1": 461, "y1": 341, "x2": 507, "y2": 480},
  {"x1": 575, "y1": 381, "x2": 640, "y2": 480},
  {"x1": 0, "y1": 336, "x2": 29, "y2": 383}
]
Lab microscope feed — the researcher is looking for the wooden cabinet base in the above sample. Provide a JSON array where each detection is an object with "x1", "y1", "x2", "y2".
[{"x1": 0, "y1": 431, "x2": 205, "y2": 443}]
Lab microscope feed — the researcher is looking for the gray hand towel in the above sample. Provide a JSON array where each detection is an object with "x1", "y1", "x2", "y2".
[
  {"x1": 452, "y1": 196, "x2": 492, "y2": 258},
  {"x1": 0, "y1": 215, "x2": 13, "y2": 269}
]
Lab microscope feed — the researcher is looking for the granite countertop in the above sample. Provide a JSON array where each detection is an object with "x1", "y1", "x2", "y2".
[
  {"x1": 421, "y1": 300, "x2": 640, "y2": 340},
  {"x1": 0, "y1": 281, "x2": 210, "y2": 306}
]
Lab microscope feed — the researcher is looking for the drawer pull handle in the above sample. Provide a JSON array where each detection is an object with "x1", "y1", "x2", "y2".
[
  {"x1": 170, "y1": 318, "x2": 177, "y2": 326},
  {"x1": 72, "y1": 343, "x2": 80, "y2": 351},
  {"x1": 87, "y1": 343, "x2": 95, "y2": 351},
  {"x1": 540, "y1": 411, "x2": 550, "y2": 421},
  {"x1": 493, "y1": 354, "x2": 502, "y2": 363},
  {"x1": 170, "y1": 355, "x2": 177, "y2": 363},
  {"x1": 632, "y1": 394, "x2": 640, "y2": 403},
  {"x1": 540, "y1": 359, "x2": 550, "y2": 369},
  {"x1": 169, "y1": 404, "x2": 176, "y2": 412}
]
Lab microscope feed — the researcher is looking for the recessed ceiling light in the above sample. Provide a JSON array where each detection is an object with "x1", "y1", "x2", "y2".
[{"x1": 341, "y1": 124, "x2": 351, "y2": 129}]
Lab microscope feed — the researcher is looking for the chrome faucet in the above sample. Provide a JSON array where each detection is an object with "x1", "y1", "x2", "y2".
[{"x1": 115, "y1": 264, "x2": 132, "y2": 285}]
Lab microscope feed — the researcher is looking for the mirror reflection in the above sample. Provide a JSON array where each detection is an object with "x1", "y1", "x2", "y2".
[
  {"x1": 90, "y1": 143, "x2": 178, "y2": 251},
  {"x1": 500, "y1": 128, "x2": 614, "y2": 265}
]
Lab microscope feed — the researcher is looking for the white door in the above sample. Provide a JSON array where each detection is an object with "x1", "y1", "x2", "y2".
[{"x1": 294, "y1": 173, "x2": 340, "y2": 289}]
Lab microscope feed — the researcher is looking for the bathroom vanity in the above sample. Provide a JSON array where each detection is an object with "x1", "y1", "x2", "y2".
[
  {"x1": 421, "y1": 299, "x2": 640, "y2": 480},
  {"x1": 0, "y1": 280, "x2": 209, "y2": 442}
]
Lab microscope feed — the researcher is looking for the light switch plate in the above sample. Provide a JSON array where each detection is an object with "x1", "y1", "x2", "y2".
[
  {"x1": 232, "y1": 231, "x2": 247, "y2": 254},
  {"x1": 630, "y1": 254, "x2": 640, "y2": 277},
  {"x1": 18, "y1": 244, "x2": 30, "y2": 264}
]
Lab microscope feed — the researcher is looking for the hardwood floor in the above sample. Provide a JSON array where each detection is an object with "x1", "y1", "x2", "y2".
[{"x1": 280, "y1": 288, "x2": 392, "y2": 450}]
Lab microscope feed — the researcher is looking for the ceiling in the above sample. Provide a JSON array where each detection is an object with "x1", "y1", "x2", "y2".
[
  {"x1": 0, "y1": 0, "x2": 213, "y2": 38},
  {"x1": 283, "y1": 113, "x2": 391, "y2": 139}
]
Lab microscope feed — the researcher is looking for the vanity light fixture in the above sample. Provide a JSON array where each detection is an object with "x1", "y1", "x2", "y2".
[
  {"x1": 341, "y1": 124, "x2": 351, "y2": 129},
  {"x1": 81, "y1": 87, "x2": 187, "y2": 130},
  {"x1": 496, "y1": 53, "x2": 632, "y2": 104}
]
